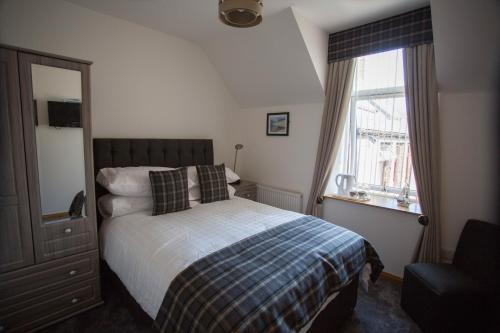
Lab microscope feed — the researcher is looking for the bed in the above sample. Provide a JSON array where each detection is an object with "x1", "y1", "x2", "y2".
[{"x1": 93, "y1": 138, "x2": 381, "y2": 332}]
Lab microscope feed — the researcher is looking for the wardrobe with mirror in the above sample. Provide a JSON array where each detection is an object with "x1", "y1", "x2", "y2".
[{"x1": 0, "y1": 45, "x2": 101, "y2": 332}]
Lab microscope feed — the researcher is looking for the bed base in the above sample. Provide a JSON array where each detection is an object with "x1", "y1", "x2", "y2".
[{"x1": 101, "y1": 261, "x2": 359, "y2": 332}]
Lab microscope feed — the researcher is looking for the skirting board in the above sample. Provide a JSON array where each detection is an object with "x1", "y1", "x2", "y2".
[{"x1": 379, "y1": 271, "x2": 403, "y2": 284}]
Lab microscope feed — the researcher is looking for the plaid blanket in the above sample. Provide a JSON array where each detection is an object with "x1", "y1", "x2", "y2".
[{"x1": 154, "y1": 215, "x2": 383, "y2": 333}]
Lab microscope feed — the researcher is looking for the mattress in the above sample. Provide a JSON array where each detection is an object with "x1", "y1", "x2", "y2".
[{"x1": 100, "y1": 197, "x2": 344, "y2": 331}]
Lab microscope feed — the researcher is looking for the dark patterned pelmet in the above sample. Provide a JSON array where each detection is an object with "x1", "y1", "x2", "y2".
[{"x1": 41, "y1": 278, "x2": 420, "y2": 333}]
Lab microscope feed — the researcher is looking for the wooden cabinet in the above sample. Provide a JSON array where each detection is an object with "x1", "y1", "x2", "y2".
[
  {"x1": 0, "y1": 48, "x2": 34, "y2": 273},
  {"x1": 0, "y1": 251, "x2": 100, "y2": 332},
  {"x1": 0, "y1": 45, "x2": 101, "y2": 332},
  {"x1": 0, "y1": 277, "x2": 101, "y2": 333},
  {"x1": 39, "y1": 218, "x2": 97, "y2": 261},
  {"x1": 0, "y1": 251, "x2": 99, "y2": 301}
]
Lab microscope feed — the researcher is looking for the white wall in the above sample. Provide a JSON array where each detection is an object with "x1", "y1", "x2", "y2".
[
  {"x1": 439, "y1": 91, "x2": 498, "y2": 255},
  {"x1": 0, "y1": 0, "x2": 239, "y2": 165},
  {"x1": 230, "y1": 104, "x2": 324, "y2": 211},
  {"x1": 323, "y1": 200, "x2": 422, "y2": 277},
  {"x1": 431, "y1": 0, "x2": 500, "y2": 256},
  {"x1": 431, "y1": 0, "x2": 499, "y2": 93}
]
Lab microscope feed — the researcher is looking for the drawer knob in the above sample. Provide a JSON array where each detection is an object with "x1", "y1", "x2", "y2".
[
  {"x1": 71, "y1": 298, "x2": 79, "y2": 304},
  {"x1": 64, "y1": 228, "x2": 72, "y2": 234},
  {"x1": 69, "y1": 270, "x2": 77, "y2": 276}
]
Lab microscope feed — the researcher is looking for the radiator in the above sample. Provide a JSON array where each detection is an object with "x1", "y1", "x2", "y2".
[{"x1": 256, "y1": 184, "x2": 303, "y2": 213}]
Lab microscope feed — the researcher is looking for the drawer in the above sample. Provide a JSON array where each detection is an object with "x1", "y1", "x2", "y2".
[
  {"x1": 40, "y1": 217, "x2": 97, "y2": 261},
  {"x1": 0, "y1": 278, "x2": 101, "y2": 333},
  {"x1": 0, "y1": 251, "x2": 99, "y2": 308}
]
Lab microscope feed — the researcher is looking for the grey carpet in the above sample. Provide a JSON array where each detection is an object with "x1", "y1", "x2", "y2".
[
  {"x1": 42, "y1": 278, "x2": 421, "y2": 333},
  {"x1": 341, "y1": 279, "x2": 421, "y2": 333}
]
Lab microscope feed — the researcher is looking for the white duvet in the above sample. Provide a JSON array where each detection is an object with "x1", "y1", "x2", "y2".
[{"x1": 100, "y1": 197, "x2": 304, "y2": 319}]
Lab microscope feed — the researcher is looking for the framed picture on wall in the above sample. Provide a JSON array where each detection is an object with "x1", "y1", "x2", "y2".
[{"x1": 266, "y1": 112, "x2": 289, "y2": 136}]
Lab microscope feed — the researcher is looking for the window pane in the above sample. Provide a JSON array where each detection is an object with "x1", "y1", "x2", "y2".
[
  {"x1": 353, "y1": 49, "x2": 405, "y2": 91},
  {"x1": 355, "y1": 96, "x2": 412, "y2": 190},
  {"x1": 328, "y1": 49, "x2": 418, "y2": 199}
]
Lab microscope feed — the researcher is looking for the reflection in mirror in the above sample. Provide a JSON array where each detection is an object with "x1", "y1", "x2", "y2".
[{"x1": 31, "y1": 64, "x2": 86, "y2": 223}]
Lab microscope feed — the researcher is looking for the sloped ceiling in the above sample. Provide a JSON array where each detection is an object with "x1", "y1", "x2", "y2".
[
  {"x1": 65, "y1": 0, "x2": 429, "y2": 107},
  {"x1": 203, "y1": 8, "x2": 325, "y2": 107},
  {"x1": 293, "y1": 8, "x2": 329, "y2": 91}
]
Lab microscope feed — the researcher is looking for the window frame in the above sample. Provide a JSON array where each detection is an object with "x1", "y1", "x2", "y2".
[{"x1": 345, "y1": 86, "x2": 418, "y2": 200}]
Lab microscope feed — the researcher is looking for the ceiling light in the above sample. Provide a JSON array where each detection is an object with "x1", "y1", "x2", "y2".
[{"x1": 219, "y1": 0, "x2": 263, "y2": 28}]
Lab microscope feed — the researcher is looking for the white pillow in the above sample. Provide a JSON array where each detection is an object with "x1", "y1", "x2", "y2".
[
  {"x1": 190, "y1": 200, "x2": 201, "y2": 208},
  {"x1": 186, "y1": 166, "x2": 240, "y2": 186},
  {"x1": 97, "y1": 166, "x2": 195, "y2": 197},
  {"x1": 186, "y1": 166, "x2": 199, "y2": 188},
  {"x1": 98, "y1": 194, "x2": 153, "y2": 218},
  {"x1": 225, "y1": 167, "x2": 240, "y2": 184},
  {"x1": 188, "y1": 184, "x2": 236, "y2": 201},
  {"x1": 98, "y1": 194, "x2": 202, "y2": 218}
]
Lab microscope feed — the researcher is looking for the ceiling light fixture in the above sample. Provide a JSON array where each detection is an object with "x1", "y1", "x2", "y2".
[{"x1": 219, "y1": 0, "x2": 263, "y2": 28}]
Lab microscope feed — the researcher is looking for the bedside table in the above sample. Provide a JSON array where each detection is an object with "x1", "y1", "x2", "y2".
[{"x1": 231, "y1": 180, "x2": 257, "y2": 201}]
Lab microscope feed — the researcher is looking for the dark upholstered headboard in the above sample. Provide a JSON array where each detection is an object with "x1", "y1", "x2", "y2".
[
  {"x1": 93, "y1": 138, "x2": 214, "y2": 223},
  {"x1": 93, "y1": 139, "x2": 213, "y2": 173}
]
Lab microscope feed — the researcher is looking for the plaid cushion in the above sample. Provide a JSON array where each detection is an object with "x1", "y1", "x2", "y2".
[
  {"x1": 149, "y1": 168, "x2": 190, "y2": 215},
  {"x1": 196, "y1": 164, "x2": 229, "y2": 204}
]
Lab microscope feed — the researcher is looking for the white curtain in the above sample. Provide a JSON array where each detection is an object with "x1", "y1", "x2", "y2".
[
  {"x1": 306, "y1": 59, "x2": 356, "y2": 216},
  {"x1": 403, "y1": 44, "x2": 441, "y2": 263}
]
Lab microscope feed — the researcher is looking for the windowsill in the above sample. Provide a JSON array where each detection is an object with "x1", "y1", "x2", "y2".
[{"x1": 324, "y1": 193, "x2": 422, "y2": 216}]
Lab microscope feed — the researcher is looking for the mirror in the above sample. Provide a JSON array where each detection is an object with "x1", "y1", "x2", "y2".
[{"x1": 31, "y1": 64, "x2": 86, "y2": 223}]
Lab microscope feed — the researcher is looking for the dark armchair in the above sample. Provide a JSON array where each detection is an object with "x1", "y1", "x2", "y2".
[{"x1": 401, "y1": 219, "x2": 500, "y2": 332}]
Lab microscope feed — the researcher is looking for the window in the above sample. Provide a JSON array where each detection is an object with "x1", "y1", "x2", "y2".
[{"x1": 327, "y1": 49, "x2": 417, "y2": 200}]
